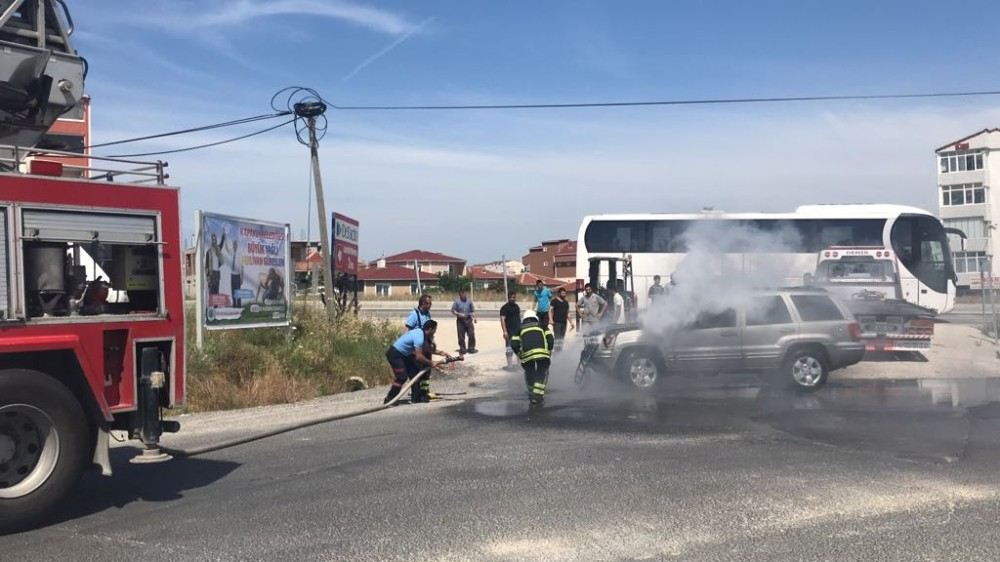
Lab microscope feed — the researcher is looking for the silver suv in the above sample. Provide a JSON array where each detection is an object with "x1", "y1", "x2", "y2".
[{"x1": 588, "y1": 288, "x2": 865, "y2": 391}]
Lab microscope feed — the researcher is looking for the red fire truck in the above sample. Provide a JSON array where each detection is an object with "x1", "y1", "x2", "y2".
[{"x1": 0, "y1": 2, "x2": 184, "y2": 531}]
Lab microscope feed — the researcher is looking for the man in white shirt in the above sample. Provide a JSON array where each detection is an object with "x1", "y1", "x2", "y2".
[{"x1": 610, "y1": 286, "x2": 626, "y2": 324}]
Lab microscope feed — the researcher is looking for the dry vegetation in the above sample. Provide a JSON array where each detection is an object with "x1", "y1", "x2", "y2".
[{"x1": 183, "y1": 306, "x2": 398, "y2": 412}]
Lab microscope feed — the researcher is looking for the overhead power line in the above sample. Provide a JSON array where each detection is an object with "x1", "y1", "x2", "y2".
[
  {"x1": 80, "y1": 86, "x2": 1000, "y2": 158},
  {"x1": 106, "y1": 118, "x2": 295, "y2": 158},
  {"x1": 87, "y1": 111, "x2": 293, "y2": 150},
  {"x1": 329, "y1": 89, "x2": 1000, "y2": 111}
]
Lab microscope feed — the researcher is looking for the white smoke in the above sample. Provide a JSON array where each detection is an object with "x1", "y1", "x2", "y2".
[{"x1": 640, "y1": 221, "x2": 803, "y2": 334}]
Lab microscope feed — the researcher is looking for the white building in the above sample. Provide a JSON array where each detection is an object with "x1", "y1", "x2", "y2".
[
  {"x1": 478, "y1": 259, "x2": 525, "y2": 276},
  {"x1": 936, "y1": 129, "x2": 999, "y2": 290}
]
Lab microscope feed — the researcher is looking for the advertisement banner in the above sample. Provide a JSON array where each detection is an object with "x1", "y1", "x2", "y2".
[
  {"x1": 200, "y1": 211, "x2": 291, "y2": 330},
  {"x1": 333, "y1": 212, "x2": 360, "y2": 275},
  {"x1": 970, "y1": 275, "x2": 1000, "y2": 289}
]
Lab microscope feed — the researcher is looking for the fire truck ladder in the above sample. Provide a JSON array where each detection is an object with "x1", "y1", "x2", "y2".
[{"x1": 0, "y1": 0, "x2": 86, "y2": 148}]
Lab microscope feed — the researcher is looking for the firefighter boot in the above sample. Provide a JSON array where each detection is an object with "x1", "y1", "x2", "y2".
[
  {"x1": 412, "y1": 377, "x2": 432, "y2": 403},
  {"x1": 384, "y1": 385, "x2": 401, "y2": 404}
]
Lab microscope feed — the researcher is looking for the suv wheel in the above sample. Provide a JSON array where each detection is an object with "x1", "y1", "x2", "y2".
[
  {"x1": 620, "y1": 350, "x2": 661, "y2": 391},
  {"x1": 783, "y1": 348, "x2": 829, "y2": 391}
]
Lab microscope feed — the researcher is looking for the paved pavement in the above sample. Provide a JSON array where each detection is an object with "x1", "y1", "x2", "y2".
[
  {"x1": 941, "y1": 303, "x2": 996, "y2": 327},
  {"x1": 4, "y1": 355, "x2": 1000, "y2": 561}
]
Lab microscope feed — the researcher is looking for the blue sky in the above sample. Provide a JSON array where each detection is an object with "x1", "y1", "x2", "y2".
[{"x1": 75, "y1": 0, "x2": 1000, "y2": 262}]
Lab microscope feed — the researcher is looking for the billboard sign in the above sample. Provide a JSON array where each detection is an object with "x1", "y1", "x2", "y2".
[
  {"x1": 198, "y1": 211, "x2": 291, "y2": 330},
  {"x1": 970, "y1": 274, "x2": 1000, "y2": 289},
  {"x1": 333, "y1": 212, "x2": 360, "y2": 275}
]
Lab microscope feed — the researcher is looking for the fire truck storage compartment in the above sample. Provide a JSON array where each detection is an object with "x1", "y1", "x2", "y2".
[{"x1": 21, "y1": 209, "x2": 160, "y2": 318}]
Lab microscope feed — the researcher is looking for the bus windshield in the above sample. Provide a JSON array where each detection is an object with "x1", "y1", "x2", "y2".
[
  {"x1": 818, "y1": 258, "x2": 895, "y2": 283},
  {"x1": 890, "y1": 215, "x2": 954, "y2": 293}
]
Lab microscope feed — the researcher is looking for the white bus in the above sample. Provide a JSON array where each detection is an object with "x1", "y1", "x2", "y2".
[{"x1": 575, "y1": 204, "x2": 960, "y2": 314}]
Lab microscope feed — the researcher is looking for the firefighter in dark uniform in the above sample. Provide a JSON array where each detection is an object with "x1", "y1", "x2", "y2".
[{"x1": 510, "y1": 310, "x2": 555, "y2": 406}]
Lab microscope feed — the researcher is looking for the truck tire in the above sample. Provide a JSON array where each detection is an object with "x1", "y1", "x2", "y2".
[
  {"x1": 0, "y1": 369, "x2": 90, "y2": 534},
  {"x1": 781, "y1": 348, "x2": 829, "y2": 391},
  {"x1": 618, "y1": 349, "x2": 663, "y2": 392}
]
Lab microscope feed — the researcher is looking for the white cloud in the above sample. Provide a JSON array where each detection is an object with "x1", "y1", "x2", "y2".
[
  {"x1": 90, "y1": 97, "x2": 1000, "y2": 261},
  {"x1": 125, "y1": 0, "x2": 420, "y2": 36},
  {"x1": 340, "y1": 16, "x2": 437, "y2": 83}
]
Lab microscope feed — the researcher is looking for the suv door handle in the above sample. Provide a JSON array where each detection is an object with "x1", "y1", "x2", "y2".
[
  {"x1": 720, "y1": 331, "x2": 738, "y2": 337},
  {"x1": 778, "y1": 328, "x2": 795, "y2": 334}
]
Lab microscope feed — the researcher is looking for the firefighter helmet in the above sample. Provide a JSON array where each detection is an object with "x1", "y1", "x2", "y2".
[{"x1": 522, "y1": 309, "x2": 538, "y2": 322}]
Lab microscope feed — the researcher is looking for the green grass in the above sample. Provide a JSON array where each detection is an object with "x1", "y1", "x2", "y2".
[{"x1": 183, "y1": 304, "x2": 399, "y2": 412}]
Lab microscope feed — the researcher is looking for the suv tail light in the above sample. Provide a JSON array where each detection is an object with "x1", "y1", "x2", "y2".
[
  {"x1": 847, "y1": 322, "x2": 862, "y2": 341},
  {"x1": 602, "y1": 333, "x2": 617, "y2": 349}
]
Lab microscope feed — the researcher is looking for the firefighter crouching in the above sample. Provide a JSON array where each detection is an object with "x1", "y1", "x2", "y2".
[
  {"x1": 384, "y1": 320, "x2": 442, "y2": 404},
  {"x1": 510, "y1": 310, "x2": 555, "y2": 406}
]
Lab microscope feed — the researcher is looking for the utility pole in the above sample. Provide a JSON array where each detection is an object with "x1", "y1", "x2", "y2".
[
  {"x1": 415, "y1": 260, "x2": 422, "y2": 293},
  {"x1": 502, "y1": 255, "x2": 510, "y2": 297},
  {"x1": 295, "y1": 100, "x2": 335, "y2": 319}
]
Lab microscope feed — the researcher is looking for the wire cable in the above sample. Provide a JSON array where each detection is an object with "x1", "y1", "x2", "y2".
[
  {"x1": 87, "y1": 111, "x2": 293, "y2": 150},
  {"x1": 270, "y1": 86, "x2": 328, "y2": 145},
  {"x1": 328, "y1": 89, "x2": 1000, "y2": 111},
  {"x1": 106, "y1": 118, "x2": 295, "y2": 158}
]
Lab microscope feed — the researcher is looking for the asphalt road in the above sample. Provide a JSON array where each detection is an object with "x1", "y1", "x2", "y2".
[{"x1": 4, "y1": 368, "x2": 1000, "y2": 561}]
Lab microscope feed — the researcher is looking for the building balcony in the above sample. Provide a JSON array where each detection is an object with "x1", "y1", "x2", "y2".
[
  {"x1": 939, "y1": 203, "x2": 992, "y2": 221},
  {"x1": 937, "y1": 169, "x2": 986, "y2": 185}
]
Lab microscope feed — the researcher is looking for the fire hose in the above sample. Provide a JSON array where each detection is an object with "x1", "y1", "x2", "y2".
[{"x1": 158, "y1": 358, "x2": 461, "y2": 458}]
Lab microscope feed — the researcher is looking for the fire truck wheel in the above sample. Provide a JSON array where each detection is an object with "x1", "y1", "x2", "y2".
[{"x1": 0, "y1": 369, "x2": 89, "y2": 534}]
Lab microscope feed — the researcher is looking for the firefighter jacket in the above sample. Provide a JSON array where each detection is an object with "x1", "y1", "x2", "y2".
[{"x1": 510, "y1": 319, "x2": 554, "y2": 364}]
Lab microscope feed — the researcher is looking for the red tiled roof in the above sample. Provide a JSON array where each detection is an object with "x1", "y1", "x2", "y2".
[
  {"x1": 518, "y1": 272, "x2": 565, "y2": 287},
  {"x1": 294, "y1": 249, "x2": 324, "y2": 272},
  {"x1": 555, "y1": 280, "x2": 578, "y2": 293},
  {"x1": 381, "y1": 249, "x2": 465, "y2": 263},
  {"x1": 357, "y1": 266, "x2": 422, "y2": 281},
  {"x1": 467, "y1": 265, "x2": 507, "y2": 280}
]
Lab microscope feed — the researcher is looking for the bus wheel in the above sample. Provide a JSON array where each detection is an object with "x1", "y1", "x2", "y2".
[{"x1": 0, "y1": 369, "x2": 89, "y2": 534}]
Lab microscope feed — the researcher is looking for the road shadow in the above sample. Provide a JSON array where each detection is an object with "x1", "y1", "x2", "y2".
[
  {"x1": 45, "y1": 447, "x2": 240, "y2": 526},
  {"x1": 459, "y1": 373, "x2": 1000, "y2": 465},
  {"x1": 862, "y1": 350, "x2": 929, "y2": 362}
]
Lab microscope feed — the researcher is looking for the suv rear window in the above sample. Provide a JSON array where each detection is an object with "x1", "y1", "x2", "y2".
[
  {"x1": 747, "y1": 296, "x2": 793, "y2": 326},
  {"x1": 790, "y1": 295, "x2": 844, "y2": 322}
]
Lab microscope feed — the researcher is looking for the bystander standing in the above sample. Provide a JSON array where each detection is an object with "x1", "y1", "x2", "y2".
[
  {"x1": 499, "y1": 292, "x2": 521, "y2": 369},
  {"x1": 550, "y1": 287, "x2": 571, "y2": 350},
  {"x1": 451, "y1": 288, "x2": 477, "y2": 355},
  {"x1": 533, "y1": 279, "x2": 553, "y2": 327},
  {"x1": 578, "y1": 283, "x2": 607, "y2": 334}
]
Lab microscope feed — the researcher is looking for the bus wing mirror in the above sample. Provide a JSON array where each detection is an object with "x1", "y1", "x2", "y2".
[{"x1": 943, "y1": 227, "x2": 967, "y2": 251}]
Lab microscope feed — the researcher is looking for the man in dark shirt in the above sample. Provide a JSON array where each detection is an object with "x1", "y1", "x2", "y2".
[
  {"x1": 550, "y1": 288, "x2": 571, "y2": 351},
  {"x1": 648, "y1": 275, "x2": 666, "y2": 306},
  {"x1": 499, "y1": 292, "x2": 521, "y2": 369}
]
